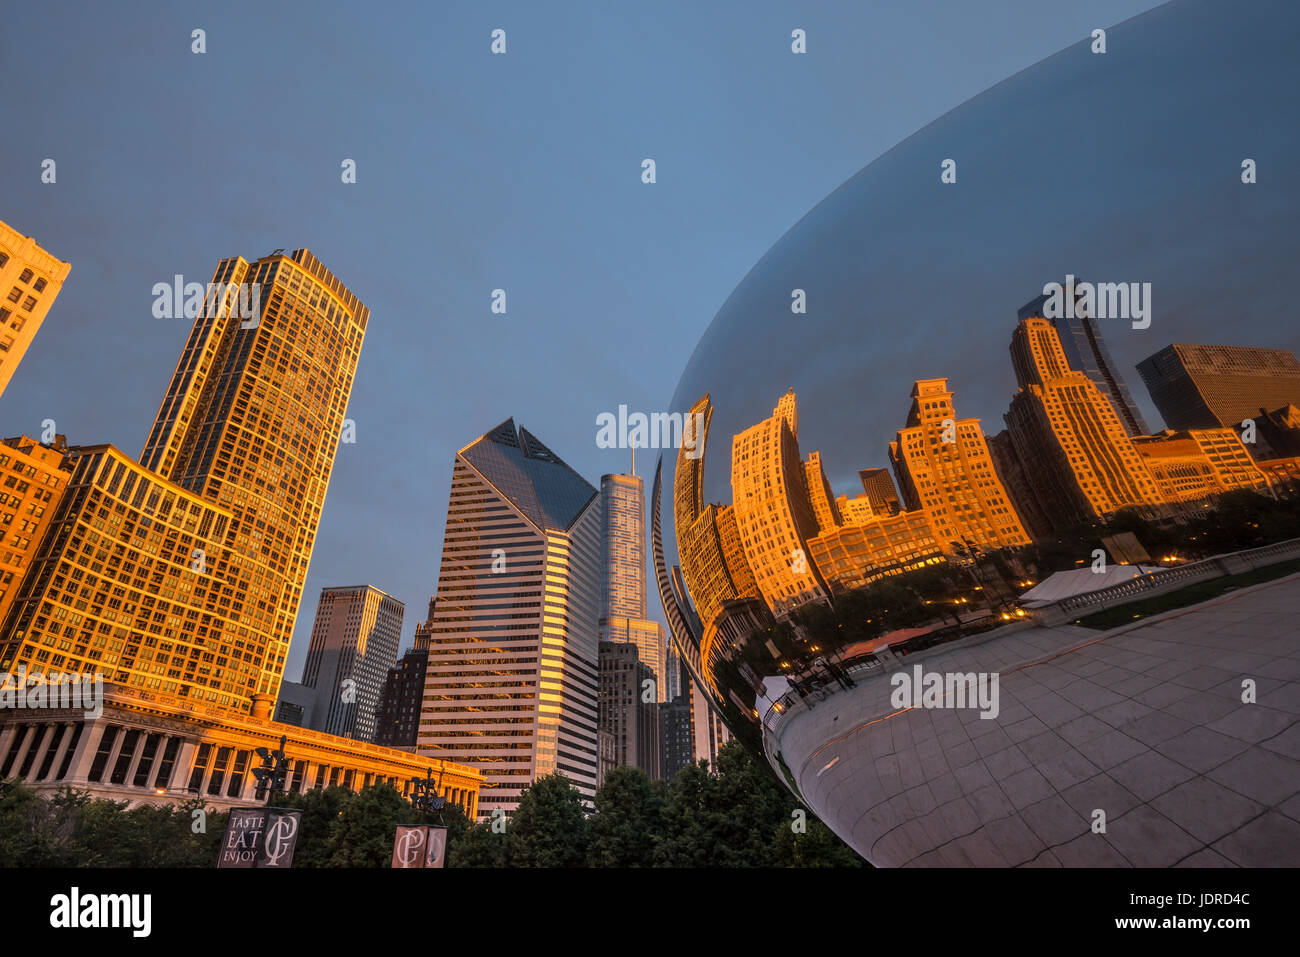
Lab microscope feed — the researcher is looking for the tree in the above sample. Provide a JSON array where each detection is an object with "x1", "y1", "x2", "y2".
[
  {"x1": 448, "y1": 820, "x2": 507, "y2": 868},
  {"x1": 505, "y1": 773, "x2": 588, "y2": 867},
  {"x1": 325, "y1": 781, "x2": 418, "y2": 867},
  {"x1": 586, "y1": 766, "x2": 664, "y2": 867}
]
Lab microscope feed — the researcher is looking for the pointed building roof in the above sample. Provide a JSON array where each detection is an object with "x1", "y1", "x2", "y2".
[{"x1": 459, "y1": 418, "x2": 597, "y2": 532}]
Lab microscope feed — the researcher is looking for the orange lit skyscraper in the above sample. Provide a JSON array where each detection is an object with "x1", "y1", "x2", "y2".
[
  {"x1": 889, "y1": 378, "x2": 1030, "y2": 555},
  {"x1": 1004, "y1": 317, "x2": 1162, "y2": 527},
  {"x1": 730, "y1": 390, "x2": 828, "y2": 616},
  {"x1": 1, "y1": 249, "x2": 366, "y2": 713}
]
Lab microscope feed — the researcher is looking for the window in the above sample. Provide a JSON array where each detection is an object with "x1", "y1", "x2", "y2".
[
  {"x1": 6, "y1": 288, "x2": 19, "y2": 303},
  {"x1": 22, "y1": 297, "x2": 36, "y2": 312},
  {"x1": 33, "y1": 278, "x2": 46, "y2": 292},
  {"x1": 18, "y1": 269, "x2": 32, "y2": 283}
]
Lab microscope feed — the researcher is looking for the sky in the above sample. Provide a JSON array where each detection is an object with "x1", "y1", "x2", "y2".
[{"x1": 0, "y1": 0, "x2": 1162, "y2": 677}]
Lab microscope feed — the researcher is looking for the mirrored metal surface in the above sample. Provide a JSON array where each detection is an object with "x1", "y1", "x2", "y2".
[{"x1": 655, "y1": 0, "x2": 1300, "y2": 865}]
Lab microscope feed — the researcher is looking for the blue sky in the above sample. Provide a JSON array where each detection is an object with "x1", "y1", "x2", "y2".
[{"x1": 0, "y1": 0, "x2": 1161, "y2": 675}]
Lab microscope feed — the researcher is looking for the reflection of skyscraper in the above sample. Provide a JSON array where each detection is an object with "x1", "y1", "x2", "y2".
[
  {"x1": 1019, "y1": 287, "x2": 1149, "y2": 435},
  {"x1": 0, "y1": 220, "x2": 70, "y2": 398},
  {"x1": 804, "y1": 452, "x2": 843, "y2": 533},
  {"x1": 889, "y1": 378, "x2": 1031, "y2": 555},
  {"x1": 857, "y1": 468, "x2": 901, "y2": 515},
  {"x1": 731, "y1": 390, "x2": 828, "y2": 615},
  {"x1": 3, "y1": 249, "x2": 366, "y2": 712},
  {"x1": 1005, "y1": 318, "x2": 1162, "y2": 527},
  {"x1": 598, "y1": 473, "x2": 665, "y2": 701},
  {"x1": 1132, "y1": 429, "x2": 1270, "y2": 502},
  {"x1": 1136, "y1": 343, "x2": 1300, "y2": 431},
  {"x1": 416, "y1": 420, "x2": 601, "y2": 818},
  {"x1": 300, "y1": 585, "x2": 403, "y2": 742}
]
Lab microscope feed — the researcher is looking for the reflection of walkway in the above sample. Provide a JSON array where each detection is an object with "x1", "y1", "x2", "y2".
[{"x1": 769, "y1": 571, "x2": 1300, "y2": 867}]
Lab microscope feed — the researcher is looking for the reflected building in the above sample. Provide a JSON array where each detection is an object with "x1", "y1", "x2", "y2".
[
  {"x1": 1018, "y1": 287, "x2": 1150, "y2": 436},
  {"x1": 1137, "y1": 344, "x2": 1300, "y2": 431},
  {"x1": 598, "y1": 472, "x2": 666, "y2": 701},
  {"x1": 1132, "y1": 429, "x2": 1270, "y2": 504},
  {"x1": 889, "y1": 378, "x2": 1031, "y2": 555},
  {"x1": 1004, "y1": 318, "x2": 1163, "y2": 528},
  {"x1": 730, "y1": 390, "x2": 828, "y2": 615},
  {"x1": 0, "y1": 219, "x2": 70, "y2": 398}
]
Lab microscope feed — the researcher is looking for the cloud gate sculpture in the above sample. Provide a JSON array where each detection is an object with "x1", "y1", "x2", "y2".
[{"x1": 653, "y1": 0, "x2": 1300, "y2": 867}]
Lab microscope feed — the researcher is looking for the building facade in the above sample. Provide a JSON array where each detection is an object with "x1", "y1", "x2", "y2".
[
  {"x1": 374, "y1": 645, "x2": 429, "y2": 748},
  {"x1": 416, "y1": 420, "x2": 602, "y2": 818},
  {"x1": 0, "y1": 436, "x2": 70, "y2": 630},
  {"x1": 1137, "y1": 343, "x2": 1300, "y2": 431},
  {"x1": 1004, "y1": 318, "x2": 1163, "y2": 528},
  {"x1": 598, "y1": 473, "x2": 666, "y2": 701},
  {"x1": 0, "y1": 220, "x2": 70, "y2": 398},
  {"x1": 1018, "y1": 286, "x2": 1150, "y2": 435},
  {"x1": 597, "y1": 639, "x2": 660, "y2": 779},
  {"x1": 889, "y1": 378, "x2": 1031, "y2": 555},
  {"x1": 0, "y1": 686, "x2": 481, "y2": 816},
  {"x1": 299, "y1": 585, "x2": 404, "y2": 743}
]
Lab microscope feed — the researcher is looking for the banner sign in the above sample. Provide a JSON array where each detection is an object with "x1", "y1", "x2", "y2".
[
  {"x1": 217, "y1": 807, "x2": 303, "y2": 869},
  {"x1": 391, "y1": 825, "x2": 448, "y2": 869}
]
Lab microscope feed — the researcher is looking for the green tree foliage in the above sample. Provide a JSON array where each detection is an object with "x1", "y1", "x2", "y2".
[
  {"x1": 0, "y1": 744, "x2": 864, "y2": 868},
  {"x1": 505, "y1": 773, "x2": 588, "y2": 867},
  {"x1": 585, "y1": 765, "x2": 663, "y2": 867}
]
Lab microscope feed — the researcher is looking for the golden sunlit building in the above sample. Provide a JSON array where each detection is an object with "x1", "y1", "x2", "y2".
[
  {"x1": 804, "y1": 451, "x2": 843, "y2": 534},
  {"x1": 0, "y1": 686, "x2": 481, "y2": 815},
  {"x1": 730, "y1": 390, "x2": 828, "y2": 616},
  {"x1": 1132, "y1": 428, "x2": 1270, "y2": 505},
  {"x1": 836, "y1": 493, "x2": 878, "y2": 525},
  {"x1": 1, "y1": 249, "x2": 367, "y2": 713},
  {"x1": 1004, "y1": 318, "x2": 1163, "y2": 528},
  {"x1": 807, "y1": 508, "x2": 945, "y2": 592},
  {"x1": 0, "y1": 220, "x2": 70, "y2": 398},
  {"x1": 889, "y1": 378, "x2": 1031, "y2": 555},
  {"x1": 0, "y1": 436, "x2": 71, "y2": 630}
]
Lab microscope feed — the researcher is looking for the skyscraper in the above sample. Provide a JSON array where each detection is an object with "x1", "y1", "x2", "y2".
[
  {"x1": 0, "y1": 435, "x2": 70, "y2": 630},
  {"x1": 1136, "y1": 343, "x2": 1300, "y2": 431},
  {"x1": 1018, "y1": 286, "x2": 1150, "y2": 435},
  {"x1": 730, "y1": 390, "x2": 828, "y2": 615},
  {"x1": 416, "y1": 420, "x2": 602, "y2": 818},
  {"x1": 300, "y1": 585, "x2": 404, "y2": 742},
  {"x1": 889, "y1": 378, "x2": 1031, "y2": 555},
  {"x1": 598, "y1": 473, "x2": 665, "y2": 701},
  {"x1": 0, "y1": 248, "x2": 366, "y2": 713},
  {"x1": 0, "y1": 220, "x2": 70, "y2": 398},
  {"x1": 597, "y1": 639, "x2": 660, "y2": 779},
  {"x1": 1004, "y1": 317, "x2": 1162, "y2": 528}
]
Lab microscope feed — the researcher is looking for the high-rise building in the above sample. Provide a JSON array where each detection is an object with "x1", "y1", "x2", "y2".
[
  {"x1": 374, "y1": 645, "x2": 429, "y2": 748},
  {"x1": 1136, "y1": 343, "x2": 1300, "y2": 431},
  {"x1": 658, "y1": 695, "x2": 693, "y2": 781},
  {"x1": 1019, "y1": 285, "x2": 1150, "y2": 435},
  {"x1": 857, "y1": 467, "x2": 901, "y2": 515},
  {"x1": 1004, "y1": 318, "x2": 1163, "y2": 529},
  {"x1": 0, "y1": 220, "x2": 70, "y2": 398},
  {"x1": 597, "y1": 640, "x2": 660, "y2": 779},
  {"x1": 138, "y1": 249, "x2": 367, "y2": 705},
  {"x1": 1, "y1": 248, "x2": 366, "y2": 713},
  {"x1": 416, "y1": 420, "x2": 602, "y2": 818},
  {"x1": 300, "y1": 585, "x2": 404, "y2": 742},
  {"x1": 889, "y1": 378, "x2": 1031, "y2": 555},
  {"x1": 803, "y1": 451, "x2": 843, "y2": 534},
  {"x1": 807, "y1": 510, "x2": 944, "y2": 593},
  {"x1": 598, "y1": 473, "x2": 665, "y2": 701},
  {"x1": 0, "y1": 436, "x2": 71, "y2": 630},
  {"x1": 730, "y1": 390, "x2": 828, "y2": 615}
]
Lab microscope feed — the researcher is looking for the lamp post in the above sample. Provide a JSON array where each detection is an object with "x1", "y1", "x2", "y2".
[{"x1": 252, "y1": 734, "x2": 291, "y2": 805}]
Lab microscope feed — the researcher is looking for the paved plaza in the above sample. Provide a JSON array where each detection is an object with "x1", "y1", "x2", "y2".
[{"x1": 770, "y1": 571, "x2": 1300, "y2": 866}]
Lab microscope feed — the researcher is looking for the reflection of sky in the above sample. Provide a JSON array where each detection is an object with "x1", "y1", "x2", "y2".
[{"x1": 672, "y1": 0, "x2": 1300, "y2": 518}]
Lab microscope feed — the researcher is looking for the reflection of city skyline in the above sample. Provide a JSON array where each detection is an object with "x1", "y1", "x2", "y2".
[{"x1": 671, "y1": 290, "x2": 1300, "y2": 671}]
